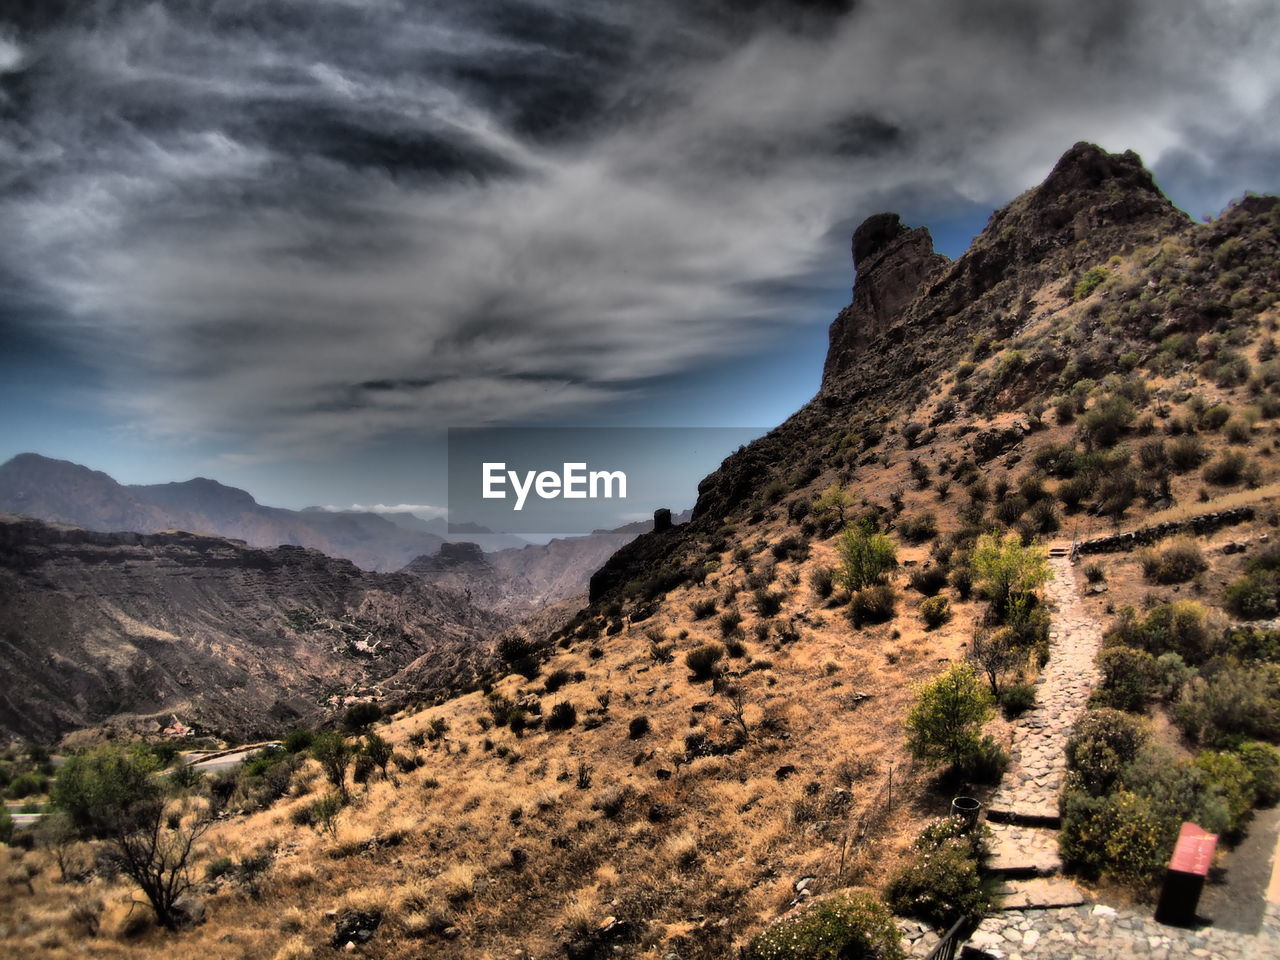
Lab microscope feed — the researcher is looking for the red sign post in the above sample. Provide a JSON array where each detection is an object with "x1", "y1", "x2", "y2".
[{"x1": 1154, "y1": 822, "x2": 1217, "y2": 927}]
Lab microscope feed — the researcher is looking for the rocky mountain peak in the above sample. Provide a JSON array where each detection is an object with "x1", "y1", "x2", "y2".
[
  {"x1": 996, "y1": 140, "x2": 1178, "y2": 246},
  {"x1": 819, "y1": 143, "x2": 1185, "y2": 391},
  {"x1": 822, "y1": 213, "x2": 948, "y2": 387}
]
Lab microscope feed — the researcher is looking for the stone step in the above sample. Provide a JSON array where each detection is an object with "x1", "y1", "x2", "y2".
[
  {"x1": 985, "y1": 802, "x2": 1061, "y2": 829},
  {"x1": 984, "y1": 823, "x2": 1062, "y2": 878},
  {"x1": 994, "y1": 877, "x2": 1088, "y2": 911}
]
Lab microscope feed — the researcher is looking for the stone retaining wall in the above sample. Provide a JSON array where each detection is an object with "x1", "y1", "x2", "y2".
[{"x1": 1074, "y1": 506, "x2": 1255, "y2": 555}]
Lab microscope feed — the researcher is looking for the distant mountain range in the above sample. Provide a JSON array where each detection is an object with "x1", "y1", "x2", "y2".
[
  {"x1": 0, "y1": 453, "x2": 448, "y2": 571},
  {"x1": 0, "y1": 453, "x2": 688, "y2": 608}
]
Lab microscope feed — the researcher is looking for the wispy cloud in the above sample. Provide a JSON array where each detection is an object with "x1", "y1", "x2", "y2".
[{"x1": 3, "y1": 0, "x2": 1279, "y2": 459}]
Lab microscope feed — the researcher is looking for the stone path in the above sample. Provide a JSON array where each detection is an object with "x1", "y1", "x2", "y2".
[
  {"x1": 964, "y1": 902, "x2": 1280, "y2": 960},
  {"x1": 986, "y1": 823, "x2": 1063, "y2": 877},
  {"x1": 962, "y1": 554, "x2": 1280, "y2": 958},
  {"x1": 987, "y1": 556, "x2": 1102, "y2": 826}
]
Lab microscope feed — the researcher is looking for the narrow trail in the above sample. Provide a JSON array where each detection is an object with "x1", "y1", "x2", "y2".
[
  {"x1": 966, "y1": 554, "x2": 1280, "y2": 959},
  {"x1": 987, "y1": 555, "x2": 1102, "y2": 826}
]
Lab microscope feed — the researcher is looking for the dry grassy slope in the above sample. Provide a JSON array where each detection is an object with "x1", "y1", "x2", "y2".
[{"x1": 4, "y1": 143, "x2": 1280, "y2": 960}]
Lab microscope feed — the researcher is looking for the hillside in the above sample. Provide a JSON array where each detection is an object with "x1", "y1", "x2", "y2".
[
  {"x1": 3, "y1": 143, "x2": 1280, "y2": 960},
  {"x1": 0, "y1": 515, "x2": 507, "y2": 742}
]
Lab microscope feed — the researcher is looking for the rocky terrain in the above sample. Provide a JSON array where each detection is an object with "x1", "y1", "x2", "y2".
[
  {"x1": 3, "y1": 143, "x2": 1280, "y2": 960},
  {"x1": 0, "y1": 515, "x2": 506, "y2": 742}
]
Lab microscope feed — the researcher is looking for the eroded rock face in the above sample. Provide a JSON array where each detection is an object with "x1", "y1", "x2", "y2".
[
  {"x1": 822, "y1": 213, "x2": 948, "y2": 386},
  {"x1": 0, "y1": 515, "x2": 506, "y2": 741}
]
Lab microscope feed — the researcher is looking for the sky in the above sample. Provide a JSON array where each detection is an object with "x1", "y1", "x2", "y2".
[{"x1": 2, "y1": 0, "x2": 1280, "y2": 514}]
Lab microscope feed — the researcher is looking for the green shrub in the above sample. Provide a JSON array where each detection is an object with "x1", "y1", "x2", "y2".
[
  {"x1": 6, "y1": 771, "x2": 47, "y2": 799},
  {"x1": 1065, "y1": 708, "x2": 1148, "y2": 795},
  {"x1": 919, "y1": 596, "x2": 951, "y2": 630},
  {"x1": 283, "y1": 727, "x2": 314, "y2": 754},
  {"x1": 753, "y1": 588, "x2": 784, "y2": 617},
  {"x1": 1005, "y1": 596, "x2": 1051, "y2": 649},
  {"x1": 907, "y1": 664, "x2": 994, "y2": 771},
  {"x1": 341, "y1": 701, "x2": 382, "y2": 732},
  {"x1": 1060, "y1": 789, "x2": 1175, "y2": 887},
  {"x1": 685, "y1": 643, "x2": 726, "y2": 681},
  {"x1": 543, "y1": 669, "x2": 574, "y2": 693},
  {"x1": 1168, "y1": 435, "x2": 1206, "y2": 472},
  {"x1": 970, "y1": 533, "x2": 1050, "y2": 616},
  {"x1": 850, "y1": 584, "x2": 897, "y2": 626},
  {"x1": 691, "y1": 597, "x2": 717, "y2": 619},
  {"x1": 628, "y1": 716, "x2": 650, "y2": 740},
  {"x1": 898, "y1": 512, "x2": 939, "y2": 544},
  {"x1": 498, "y1": 633, "x2": 542, "y2": 679},
  {"x1": 1195, "y1": 751, "x2": 1255, "y2": 833},
  {"x1": 742, "y1": 891, "x2": 904, "y2": 960},
  {"x1": 1203, "y1": 450, "x2": 1249, "y2": 485},
  {"x1": 992, "y1": 494, "x2": 1029, "y2": 527},
  {"x1": 546, "y1": 702, "x2": 577, "y2": 731},
  {"x1": 1225, "y1": 626, "x2": 1280, "y2": 662},
  {"x1": 1223, "y1": 573, "x2": 1278, "y2": 620},
  {"x1": 1154, "y1": 653, "x2": 1196, "y2": 702},
  {"x1": 965, "y1": 735, "x2": 1010, "y2": 784},
  {"x1": 1025, "y1": 499, "x2": 1060, "y2": 534},
  {"x1": 835, "y1": 524, "x2": 898, "y2": 592},
  {"x1": 1081, "y1": 395, "x2": 1136, "y2": 448},
  {"x1": 1175, "y1": 666, "x2": 1280, "y2": 746},
  {"x1": 1199, "y1": 404, "x2": 1232, "y2": 431},
  {"x1": 909, "y1": 566, "x2": 948, "y2": 596},
  {"x1": 1137, "y1": 538, "x2": 1206, "y2": 584},
  {"x1": 1119, "y1": 745, "x2": 1232, "y2": 837},
  {"x1": 0, "y1": 806, "x2": 11, "y2": 846},
  {"x1": 1225, "y1": 416, "x2": 1254, "y2": 445},
  {"x1": 999, "y1": 682, "x2": 1036, "y2": 718},
  {"x1": 808, "y1": 566, "x2": 835, "y2": 600},
  {"x1": 1074, "y1": 266, "x2": 1110, "y2": 300},
  {"x1": 1104, "y1": 601, "x2": 1220, "y2": 664},
  {"x1": 718, "y1": 609, "x2": 743, "y2": 637},
  {"x1": 1057, "y1": 476, "x2": 1093, "y2": 511},
  {"x1": 1094, "y1": 647, "x2": 1159, "y2": 712},
  {"x1": 886, "y1": 837, "x2": 990, "y2": 928},
  {"x1": 1237, "y1": 741, "x2": 1280, "y2": 806}
]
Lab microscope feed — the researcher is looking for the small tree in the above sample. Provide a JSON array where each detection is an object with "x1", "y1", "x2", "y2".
[
  {"x1": 815, "y1": 483, "x2": 854, "y2": 526},
  {"x1": 342, "y1": 701, "x2": 381, "y2": 732},
  {"x1": 52, "y1": 745, "x2": 210, "y2": 930},
  {"x1": 971, "y1": 532, "x2": 1050, "y2": 616},
  {"x1": 835, "y1": 523, "x2": 898, "y2": 592},
  {"x1": 970, "y1": 627, "x2": 1019, "y2": 697},
  {"x1": 363, "y1": 733, "x2": 393, "y2": 781},
  {"x1": 34, "y1": 811, "x2": 79, "y2": 882},
  {"x1": 907, "y1": 664, "x2": 994, "y2": 771},
  {"x1": 310, "y1": 731, "x2": 352, "y2": 802}
]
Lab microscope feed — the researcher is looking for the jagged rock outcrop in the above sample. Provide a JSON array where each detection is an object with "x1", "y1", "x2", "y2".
[
  {"x1": 821, "y1": 142, "x2": 1183, "y2": 391},
  {"x1": 0, "y1": 515, "x2": 506, "y2": 741},
  {"x1": 823, "y1": 213, "x2": 949, "y2": 385}
]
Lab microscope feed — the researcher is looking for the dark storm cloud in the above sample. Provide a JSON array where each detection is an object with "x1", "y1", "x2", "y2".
[{"x1": 1, "y1": 0, "x2": 1279, "y2": 456}]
